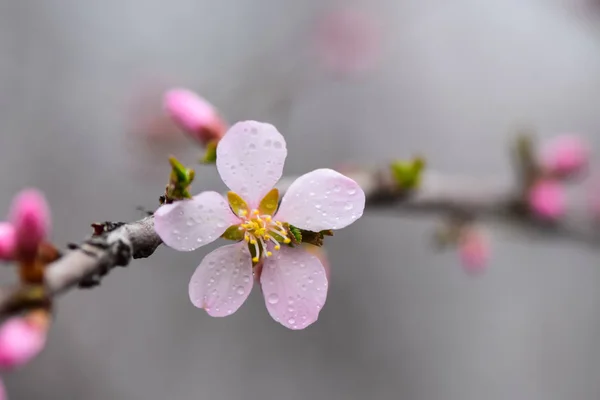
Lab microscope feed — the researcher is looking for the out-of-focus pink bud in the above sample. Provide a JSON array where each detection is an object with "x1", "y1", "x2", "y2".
[
  {"x1": 163, "y1": 89, "x2": 227, "y2": 145},
  {"x1": 9, "y1": 189, "x2": 50, "y2": 257},
  {"x1": 458, "y1": 231, "x2": 489, "y2": 275},
  {"x1": 315, "y1": 8, "x2": 381, "y2": 76},
  {"x1": 0, "y1": 318, "x2": 46, "y2": 370},
  {"x1": 540, "y1": 135, "x2": 589, "y2": 177},
  {"x1": 528, "y1": 180, "x2": 566, "y2": 220},
  {"x1": 0, "y1": 223, "x2": 16, "y2": 261}
]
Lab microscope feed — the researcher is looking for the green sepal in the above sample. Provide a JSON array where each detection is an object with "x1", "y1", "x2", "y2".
[
  {"x1": 227, "y1": 192, "x2": 248, "y2": 216},
  {"x1": 390, "y1": 156, "x2": 425, "y2": 190},
  {"x1": 286, "y1": 224, "x2": 302, "y2": 245},
  {"x1": 201, "y1": 140, "x2": 218, "y2": 164},
  {"x1": 221, "y1": 225, "x2": 245, "y2": 241},
  {"x1": 258, "y1": 189, "x2": 279, "y2": 216}
]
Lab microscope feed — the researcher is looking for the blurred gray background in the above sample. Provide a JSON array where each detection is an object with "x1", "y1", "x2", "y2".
[{"x1": 1, "y1": 0, "x2": 600, "y2": 399}]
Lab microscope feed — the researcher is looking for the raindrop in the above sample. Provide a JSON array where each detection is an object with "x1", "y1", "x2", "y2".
[
  {"x1": 211, "y1": 289, "x2": 218, "y2": 295},
  {"x1": 288, "y1": 298, "x2": 294, "y2": 305},
  {"x1": 315, "y1": 204, "x2": 322, "y2": 209},
  {"x1": 288, "y1": 306, "x2": 295, "y2": 312},
  {"x1": 344, "y1": 202, "x2": 354, "y2": 210},
  {"x1": 264, "y1": 139, "x2": 272, "y2": 147},
  {"x1": 267, "y1": 293, "x2": 279, "y2": 304},
  {"x1": 173, "y1": 229, "x2": 180, "y2": 235},
  {"x1": 288, "y1": 318, "x2": 296, "y2": 325},
  {"x1": 249, "y1": 143, "x2": 256, "y2": 150},
  {"x1": 273, "y1": 141, "x2": 282, "y2": 149},
  {"x1": 197, "y1": 204, "x2": 204, "y2": 210},
  {"x1": 301, "y1": 284, "x2": 307, "y2": 291},
  {"x1": 308, "y1": 277, "x2": 314, "y2": 283},
  {"x1": 347, "y1": 188, "x2": 356, "y2": 195},
  {"x1": 309, "y1": 192, "x2": 315, "y2": 197},
  {"x1": 243, "y1": 275, "x2": 251, "y2": 283},
  {"x1": 333, "y1": 185, "x2": 341, "y2": 193},
  {"x1": 250, "y1": 127, "x2": 258, "y2": 135},
  {"x1": 217, "y1": 221, "x2": 226, "y2": 228},
  {"x1": 186, "y1": 219, "x2": 193, "y2": 227},
  {"x1": 299, "y1": 263, "x2": 306, "y2": 268},
  {"x1": 197, "y1": 238, "x2": 203, "y2": 243}
]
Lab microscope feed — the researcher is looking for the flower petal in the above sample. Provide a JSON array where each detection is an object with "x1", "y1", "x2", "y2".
[
  {"x1": 216, "y1": 121, "x2": 287, "y2": 207},
  {"x1": 276, "y1": 168, "x2": 365, "y2": 231},
  {"x1": 154, "y1": 192, "x2": 238, "y2": 252},
  {"x1": 189, "y1": 242, "x2": 254, "y2": 317},
  {"x1": 260, "y1": 246, "x2": 328, "y2": 330}
]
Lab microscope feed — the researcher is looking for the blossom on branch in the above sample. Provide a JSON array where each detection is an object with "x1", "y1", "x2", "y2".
[
  {"x1": 540, "y1": 135, "x2": 589, "y2": 178},
  {"x1": 154, "y1": 120, "x2": 365, "y2": 329}
]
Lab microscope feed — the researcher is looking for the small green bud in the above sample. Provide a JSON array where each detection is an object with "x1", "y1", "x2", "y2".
[{"x1": 390, "y1": 156, "x2": 425, "y2": 190}]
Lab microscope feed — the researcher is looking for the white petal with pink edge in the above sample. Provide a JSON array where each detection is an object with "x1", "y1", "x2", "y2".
[
  {"x1": 154, "y1": 191, "x2": 238, "y2": 252},
  {"x1": 276, "y1": 168, "x2": 365, "y2": 231},
  {"x1": 189, "y1": 242, "x2": 254, "y2": 317},
  {"x1": 260, "y1": 246, "x2": 328, "y2": 330},
  {"x1": 216, "y1": 121, "x2": 287, "y2": 207}
]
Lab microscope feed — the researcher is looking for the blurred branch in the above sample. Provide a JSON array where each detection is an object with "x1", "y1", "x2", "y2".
[{"x1": 0, "y1": 166, "x2": 596, "y2": 319}]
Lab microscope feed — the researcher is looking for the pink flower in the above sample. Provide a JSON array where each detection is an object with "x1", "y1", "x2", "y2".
[
  {"x1": 154, "y1": 121, "x2": 365, "y2": 329},
  {"x1": 458, "y1": 231, "x2": 489, "y2": 274},
  {"x1": 0, "y1": 223, "x2": 16, "y2": 261},
  {"x1": 0, "y1": 317, "x2": 46, "y2": 370},
  {"x1": 9, "y1": 189, "x2": 50, "y2": 257},
  {"x1": 315, "y1": 8, "x2": 381, "y2": 76},
  {"x1": 540, "y1": 135, "x2": 589, "y2": 177},
  {"x1": 163, "y1": 88, "x2": 227, "y2": 145},
  {"x1": 528, "y1": 180, "x2": 566, "y2": 220}
]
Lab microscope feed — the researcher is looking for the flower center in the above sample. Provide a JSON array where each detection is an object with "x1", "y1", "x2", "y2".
[{"x1": 238, "y1": 209, "x2": 291, "y2": 262}]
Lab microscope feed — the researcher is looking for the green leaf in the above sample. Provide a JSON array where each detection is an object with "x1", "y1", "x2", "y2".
[
  {"x1": 164, "y1": 156, "x2": 195, "y2": 202},
  {"x1": 201, "y1": 140, "x2": 218, "y2": 164},
  {"x1": 390, "y1": 157, "x2": 425, "y2": 190}
]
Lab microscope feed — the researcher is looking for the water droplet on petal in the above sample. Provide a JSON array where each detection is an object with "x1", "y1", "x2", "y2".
[
  {"x1": 243, "y1": 275, "x2": 251, "y2": 283},
  {"x1": 333, "y1": 185, "x2": 341, "y2": 193},
  {"x1": 197, "y1": 238, "x2": 203, "y2": 243},
  {"x1": 309, "y1": 192, "x2": 315, "y2": 197},
  {"x1": 315, "y1": 204, "x2": 322, "y2": 209},
  {"x1": 267, "y1": 293, "x2": 279, "y2": 304},
  {"x1": 249, "y1": 143, "x2": 256, "y2": 150},
  {"x1": 211, "y1": 289, "x2": 218, "y2": 295},
  {"x1": 347, "y1": 188, "x2": 357, "y2": 195},
  {"x1": 288, "y1": 317, "x2": 296, "y2": 325},
  {"x1": 264, "y1": 139, "x2": 272, "y2": 147},
  {"x1": 345, "y1": 202, "x2": 354, "y2": 210},
  {"x1": 273, "y1": 141, "x2": 282, "y2": 149}
]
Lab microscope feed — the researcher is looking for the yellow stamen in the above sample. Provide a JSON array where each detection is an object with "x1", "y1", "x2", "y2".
[
  {"x1": 252, "y1": 257, "x2": 259, "y2": 263},
  {"x1": 266, "y1": 251, "x2": 273, "y2": 257},
  {"x1": 274, "y1": 245, "x2": 281, "y2": 250},
  {"x1": 283, "y1": 238, "x2": 291, "y2": 244}
]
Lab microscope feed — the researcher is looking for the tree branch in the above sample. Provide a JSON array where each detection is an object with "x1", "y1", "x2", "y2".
[{"x1": 0, "y1": 165, "x2": 596, "y2": 319}]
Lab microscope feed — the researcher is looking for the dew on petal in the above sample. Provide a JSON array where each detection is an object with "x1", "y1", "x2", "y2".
[
  {"x1": 288, "y1": 318, "x2": 296, "y2": 325},
  {"x1": 264, "y1": 139, "x2": 272, "y2": 147},
  {"x1": 344, "y1": 202, "x2": 354, "y2": 210},
  {"x1": 347, "y1": 188, "x2": 356, "y2": 195},
  {"x1": 273, "y1": 141, "x2": 282, "y2": 149},
  {"x1": 268, "y1": 293, "x2": 279, "y2": 304}
]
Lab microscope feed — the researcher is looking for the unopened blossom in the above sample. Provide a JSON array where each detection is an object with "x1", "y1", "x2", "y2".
[
  {"x1": 155, "y1": 120, "x2": 365, "y2": 329},
  {"x1": 528, "y1": 180, "x2": 566, "y2": 220},
  {"x1": 163, "y1": 88, "x2": 227, "y2": 146},
  {"x1": 315, "y1": 8, "x2": 381, "y2": 75},
  {"x1": 458, "y1": 230, "x2": 489, "y2": 274},
  {"x1": 540, "y1": 135, "x2": 589, "y2": 177},
  {"x1": 0, "y1": 317, "x2": 46, "y2": 370},
  {"x1": 0, "y1": 224, "x2": 15, "y2": 261},
  {"x1": 9, "y1": 189, "x2": 51, "y2": 258}
]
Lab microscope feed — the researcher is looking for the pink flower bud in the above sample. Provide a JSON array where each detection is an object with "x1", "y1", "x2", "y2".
[
  {"x1": 540, "y1": 135, "x2": 589, "y2": 177},
  {"x1": 528, "y1": 180, "x2": 566, "y2": 220},
  {"x1": 458, "y1": 231, "x2": 489, "y2": 274},
  {"x1": 9, "y1": 189, "x2": 51, "y2": 256},
  {"x1": 163, "y1": 89, "x2": 226, "y2": 145},
  {"x1": 0, "y1": 318, "x2": 46, "y2": 370},
  {"x1": 315, "y1": 8, "x2": 381, "y2": 76},
  {"x1": 0, "y1": 223, "x2": 16, "y2": 261}
]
